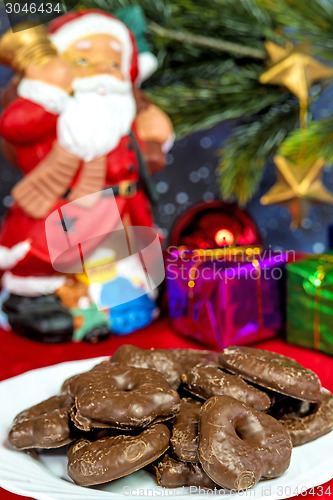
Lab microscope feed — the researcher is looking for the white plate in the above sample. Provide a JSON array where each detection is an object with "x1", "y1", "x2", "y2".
[{"x1": 0, "y1": 357, "x2": 333, "y2": 500}]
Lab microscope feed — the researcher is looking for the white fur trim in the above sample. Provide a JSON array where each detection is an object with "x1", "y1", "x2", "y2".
[
  {"x1": 0, "y1": 241, "x2": 31, "y2": 270},
  {"x1": 49, "y1": 14, "x2": 132, "y2": 79},
  {"x1": 138, "y1": 52, "x2": 158, "y2": 82},
  {"x1": 2, "y1": 272, "x2": 66, "y2": 296},
  {"x1": 18, "y1": 78, "x2": 70, "y2": 114}
]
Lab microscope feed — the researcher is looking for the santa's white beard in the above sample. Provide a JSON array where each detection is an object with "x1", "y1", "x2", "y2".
[{"x1": 57, "y1": 74, "x2": 136, "y2": 162}]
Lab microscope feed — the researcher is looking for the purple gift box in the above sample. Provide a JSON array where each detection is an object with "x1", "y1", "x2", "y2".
[{"x1": 165, "y1": 248, "x2": 288, "y2": 349}]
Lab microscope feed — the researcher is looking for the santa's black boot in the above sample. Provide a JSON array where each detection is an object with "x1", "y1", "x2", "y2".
[{"x1": 2, "y1": 294, "x2": 74, "y2": 343}]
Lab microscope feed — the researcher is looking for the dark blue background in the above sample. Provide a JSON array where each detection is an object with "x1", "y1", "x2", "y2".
[{"x1": 1, "y1": 7, "x2": 333, "y2": 253}]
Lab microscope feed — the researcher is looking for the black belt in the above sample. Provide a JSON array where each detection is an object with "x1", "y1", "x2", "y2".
[
  {"x1": 103, "y1": 181, "x2": 138, "y2": 198},
  {"x1": 64, "y1": 181, "x2": 139, "y2": 200}
]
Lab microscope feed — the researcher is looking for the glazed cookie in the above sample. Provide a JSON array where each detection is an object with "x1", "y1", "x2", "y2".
[
  {"x1": 182, "y1": 364, "x2": 271, "y2": 411},
  {"x1": 111, "y1": 345, "x2": 182, "y2": 389},
  {"x1": 198, "y1": 396, "x2": 292, "y2": 491},
  {"x1": 152, "y1": 453, "x2": 218, "y2": 489},
  {"x1": 8, "y1": 393, "x2": 74, "y2": 449},
  {"x1": 171, "y1": 348, "x2": 219, "y2": 376},
  {"x1": 68, "y1": 423, "x2": 170, "y2": 486},
  {"x1": 62, "y1": 360, "x2": 111, "y2": 394},
  {"x1": 170, "y1": 398, "x2": 201, "y2": 462},
  {"x1": 111, "y1": 346, "x2": 219, "y2": 390},
  {"x1": 279, "y1": 392, "x2": 333, "y2": 446},
  {"x1": 219, "y1": 347, "x2": 322, "y2": 402},
  {"x1": 64, "y1": 361, "x2": 180, "y2": 431}
]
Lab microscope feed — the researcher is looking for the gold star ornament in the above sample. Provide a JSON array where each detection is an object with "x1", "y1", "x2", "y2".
[
  {"x1": 259, "y1": 41, "x2": 333, "y2": 103},
  {"x1": 260, "y1": 155, "x2": 333, "y2": 228}
]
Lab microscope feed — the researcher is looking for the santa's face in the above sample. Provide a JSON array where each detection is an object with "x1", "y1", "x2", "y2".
[
  {"x1": 57, "y1": 33, "x2": 136, "y2": 162},
  {"x1": 62, "y1": 33, "x2": 125, "y2": 81}
]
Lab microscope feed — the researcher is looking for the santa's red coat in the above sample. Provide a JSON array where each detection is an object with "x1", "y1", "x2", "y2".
[{"x1": 0, "y1": 97, "x2": 154, "y2": 277}]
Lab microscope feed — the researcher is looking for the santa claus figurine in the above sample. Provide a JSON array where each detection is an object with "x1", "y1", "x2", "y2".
[{"x1": 0, "y1": 10, "x2": 173, "y2": 342}]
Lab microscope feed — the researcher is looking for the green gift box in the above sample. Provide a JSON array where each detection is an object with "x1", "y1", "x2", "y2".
[{"x1": 287, "y1": 256, "x2": 333, "y2": 356}]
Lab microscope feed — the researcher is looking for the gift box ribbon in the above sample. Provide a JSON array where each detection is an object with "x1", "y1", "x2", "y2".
[{"x1": 302, "y1": 254, "x2": 333, "y2": 350}]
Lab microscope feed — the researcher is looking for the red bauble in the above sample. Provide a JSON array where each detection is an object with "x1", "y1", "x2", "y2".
[{"x1": 169, "y1": 200, "x2": 261, "y2": 249}]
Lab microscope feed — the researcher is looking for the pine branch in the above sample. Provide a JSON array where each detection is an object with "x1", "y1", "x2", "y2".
[
  {"x1": 146, "y1": 61, "x2": 291, "y2": 137},
  {"x1": 148, "y1": 22, "x2": 266, "y2": 60},
  {"x1": 79, "y1": 0, "x2": 279, "y2": 48},
  {"x1": 279, "y1": 119, "x2": 333, "y2": 166},
  {"x1": 256, "y1": 0, "x2": 333, "y2": 59},
  {"x1": 217, "y1": 98, "x2": 299, "y2": 204}
]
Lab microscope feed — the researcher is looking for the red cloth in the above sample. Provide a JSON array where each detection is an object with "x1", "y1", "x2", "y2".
[{"x1": 1, "y1": 319, "x2": 332, "y2": 499}]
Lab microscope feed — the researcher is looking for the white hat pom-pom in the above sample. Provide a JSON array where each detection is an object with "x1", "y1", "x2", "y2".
[
  {"x1": 0, "y1": 241, "x2": 31, "y2": 270},
  {"x1": 138, "y1": 52, "x2": 158, "y2": 83}
]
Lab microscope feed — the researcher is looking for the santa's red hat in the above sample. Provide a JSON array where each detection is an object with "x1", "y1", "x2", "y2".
[{"x1": 48, "y1": 10, "x2": 139, "y2": 83}]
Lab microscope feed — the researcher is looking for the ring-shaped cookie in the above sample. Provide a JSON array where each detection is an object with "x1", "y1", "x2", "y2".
[
  {"x1": 198, "y1": 396, "x2": 292, "y2": 490},
  {"x1": 64, "y1": 361, "x2": 181, "y2": 431}
]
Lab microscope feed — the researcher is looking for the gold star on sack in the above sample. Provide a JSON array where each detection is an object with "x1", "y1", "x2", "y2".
[
  {"x1": 259, "y1": 41, "x2": 333, "y2": 103},
  {"x1": 260, "y1": 155, "x2": 333, "y2": 228}
]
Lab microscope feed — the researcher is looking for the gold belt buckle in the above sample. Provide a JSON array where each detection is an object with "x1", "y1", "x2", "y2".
[{"x1": 119, "y1": 181, "x2": 137, "y2": 198}]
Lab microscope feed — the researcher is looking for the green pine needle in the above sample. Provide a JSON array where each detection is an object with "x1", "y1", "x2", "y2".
[
  {"x1": 279, "y1": 119, "x2": 333, "y2": 166},
  {"x1": 217, "y1": 98, "x2": 299, "y2": 204}
]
